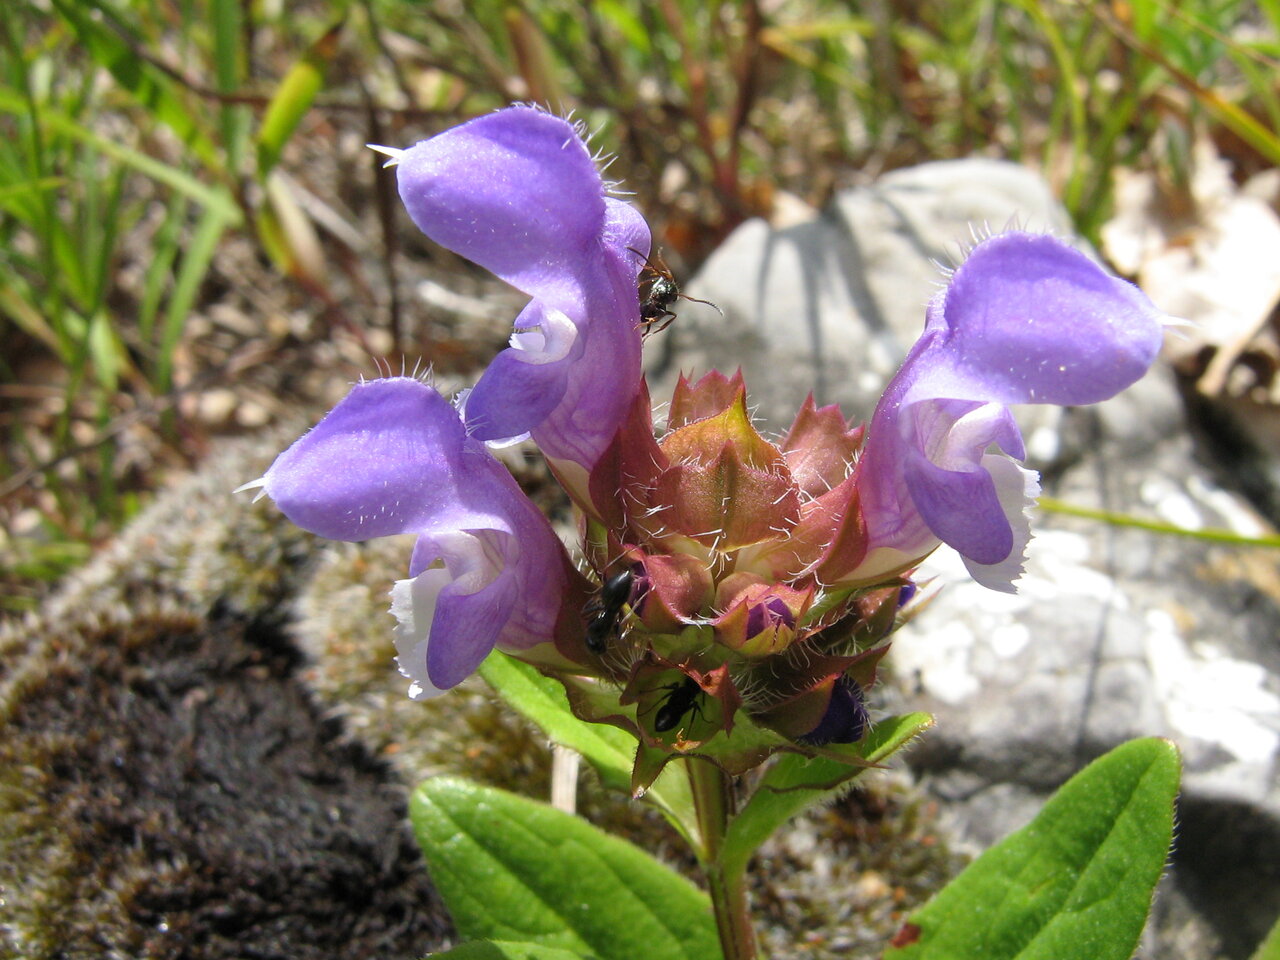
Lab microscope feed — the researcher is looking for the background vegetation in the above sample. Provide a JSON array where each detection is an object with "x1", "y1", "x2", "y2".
[{"x1": 2, "y1": 0, "x2": 1278, "y2": 611}]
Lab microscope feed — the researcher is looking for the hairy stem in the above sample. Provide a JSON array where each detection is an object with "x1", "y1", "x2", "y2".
[{"x1": 687, "y1": 758, "x2": 756, "y2": 960}]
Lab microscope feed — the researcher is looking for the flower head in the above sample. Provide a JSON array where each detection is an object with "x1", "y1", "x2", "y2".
[
  {"x1": 251, "y1": 106, "x2": 1168, "y2": 785},
  {"x1": 560, "y1": 233, "x2": 1167, "y2": 785}
]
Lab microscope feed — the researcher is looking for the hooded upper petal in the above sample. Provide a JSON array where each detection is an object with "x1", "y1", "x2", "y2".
[
  {"x1": 262, "y1": 376, "x2": 495, "y2": 540},
  {"x1": 396, "y1": 106, "x2": 649, "y2": 477},
  {"x1": 847, "y1": 232, "x2": 1167, "y2": 588},
  {"x1": 902, "y1": 231, "x2": 1166, "y2": 409},
  {"x1": 396, "y1": 105, "x2": 609, "y2": 318},
  {"x1": 261, "y1": 376, "x2": 577, "y2": 693}
]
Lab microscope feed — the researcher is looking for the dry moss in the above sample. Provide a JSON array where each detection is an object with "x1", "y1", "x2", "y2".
[{"x1": 0, "y1": 433, "x2": 451, "y2": 959}]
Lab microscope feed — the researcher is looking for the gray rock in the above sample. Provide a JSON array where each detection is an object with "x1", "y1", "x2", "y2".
[
  {"x1": 663, "y1": 157, "x2": 1280, "y2": 959},
  {"x1": 647, "y1": 158, "x2": 1076, "y2": 424}
]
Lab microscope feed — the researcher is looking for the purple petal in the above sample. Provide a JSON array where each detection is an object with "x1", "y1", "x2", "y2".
[
  {"x1": 406, "y1": 464, "x2": 568, "y2": 652},
  {"x1": 396, "y1": 106, "x2": 607, "y2": 318},
  {"x1": 393, "y1": 529, "x2": 518, "y2": 694},
  {"x1": 961, "y1": 456, "x2": 1039, "y2": 593},
  {"x1": 529, "y1": 237, "x2": 644, "y2": 466},
  {"x1": 396, "y1": 108, "x2": 651, "y2": 474},
  {"x1": 902, "y1": 400, "x2": 1022, "y2": 564},
  {"x1": 603, "y1": 197, "x2": 652, "y2": 261},
  {"x1": 906, "y1": 232, "x2": 1165, "y2": 408},
  {"x1": 464, "y1": 300, "x2": 578, "y2": 442},
  {"x1": 263, "y1": 377, "x2": 482, "y2": 541},
  {"x1": 904, "y1": 445, "x2": 1011, "y2": 565},
  {"x1": 263, "y1": 376, "x2": 573, "y2": 694},
  {"x1": 797, "y1": 676, "x2": 868, "y2": 746}
]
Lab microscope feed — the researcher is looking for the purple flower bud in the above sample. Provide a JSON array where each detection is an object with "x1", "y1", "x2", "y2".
[
  {"x1": 796, "y1": 675, "x2": 869, "y2": 746},
  {"x1": 896, "y1": 581, "x2": 917, "y2": 607},
  {"x1": 745, "y1": 595, "x2": 795, "y2": 639}
]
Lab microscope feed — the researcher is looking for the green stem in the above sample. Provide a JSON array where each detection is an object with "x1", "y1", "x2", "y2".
[{"x1": 687, "y1": 758, "x2": 756, "y2": 960}]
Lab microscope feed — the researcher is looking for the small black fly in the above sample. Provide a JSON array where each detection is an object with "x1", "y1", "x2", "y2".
[
  {"x1": 629, "y1": 248, "x2": 721, "y2": 337},
  {"x1": 653, "y1": 677, "x2": 704, "y2": 733},
  {"x1": 585, "y1": 568, "x2": 634, "y2": 655}
]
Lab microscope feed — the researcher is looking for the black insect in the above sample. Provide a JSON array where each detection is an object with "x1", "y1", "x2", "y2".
[
  {"x1": 629, "y1": 248, "x2": 721, "y2": 337},
  {"x1": 585, "y1": 568, "x2": 634, "y2": 655},
  {"x1": 653, "y1": 677, "x2": 704, "y2": 733}
]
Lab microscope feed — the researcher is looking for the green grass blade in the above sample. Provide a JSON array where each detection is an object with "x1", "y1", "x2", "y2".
[
  {"x1": 156, "y1": 204, "x2": 232, "y2": 392},
  {"x1": 256, "y1": 20, "x2": 343, "y2": 177},
  {"x1": 1038, "y1": 496, "x2": 1280, "y2": 548},
  {"x1": 212, "y1": 0, "x2": 249, "y2": 173},
  {"x1": 138, "y1": 193, "x2": 189, "y2": 347},
  {"x1": 0, "y1": 87, "x2": 241, "y2": 223}
]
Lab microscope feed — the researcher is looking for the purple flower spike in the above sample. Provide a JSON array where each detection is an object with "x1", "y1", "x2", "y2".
[
  {"x1": 394, "y1": 107, "x2": 650, "y2": 472},
  {"x1": 261, "y1": 376, "x2": 574, "y2": 696},
  {"x1": 853, "y1": 232, "x2": 1166, "y2": 591}
]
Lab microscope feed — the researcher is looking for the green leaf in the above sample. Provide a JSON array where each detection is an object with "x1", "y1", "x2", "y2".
[
  {"x1": 722, "y1": 712, "x2": 932, "y2": 875},
  {"x1": 211, "y1": 0, "x2": 250, "y2": 173},
  {"x1": 479, "y1": 654, "x2": 635, "y2": 793},
  {"x1": 155, "y1": 203, "x2": 232, "y2": 393},
  {"x1": 411, "y1": 777, "x2": 717, "y2": 960},
  {"x1": 428, "y1": 940, "x2": 591, "y2": 959},
  {"x1": 256, "y1": 20, "x2": 342, "y2": 177},
  {"x1": 1251, "y1": 912, "x2": 1280, "y2": 960},
  {"x1": 884, "y1": 738, "x2": 1181, "y2": 960},
  {"x1": 86, "y1": 310, "x2": 123, "y2": 393},
  {"x1": 478, "y1": 654, "x2": 697, "y2": 841}
]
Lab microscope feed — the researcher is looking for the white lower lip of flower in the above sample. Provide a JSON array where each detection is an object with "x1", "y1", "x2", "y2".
[
  {"x1": 391, "y1": 529, "x2": 511, "y2": 699},
  {"x1": 960, "y1": 455, "x2": 1039, "y2": 593},
  {"x1": 391, "y1": 569, "x2": 453, "y2": 700},
  {"x1": 511, "y1": 305, "x2": 576, "y2": 363}
]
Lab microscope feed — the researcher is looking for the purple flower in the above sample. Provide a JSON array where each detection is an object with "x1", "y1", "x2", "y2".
[
  {"x1": 850, "y1": 232, "x2": 1167, "y2": 591},
  {"x1": 256, "y1": 376, "x2": 580, "y2": 697},
  {"x1": 390, "y1": 106, "x2": 650, "y2": 478}
]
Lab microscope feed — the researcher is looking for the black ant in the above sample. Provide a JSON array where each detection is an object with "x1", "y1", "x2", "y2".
[
  {"x1": 584, "y1": 568, "x2": 635, "y2": 655},
  {"x1": 628, "y1": 248, "x2": 721, "y2": 337},
  {"x1": 653, "y1": 677, "x2": 705, "y2": 733}
]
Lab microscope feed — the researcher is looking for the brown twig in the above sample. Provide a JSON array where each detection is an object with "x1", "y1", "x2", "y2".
[
  {"x1": 361, "y1": 80, "x2": 406, "y2": 358},
  {"x1": 726, "y1": 0, "x2": 764, "y2": 194}
]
